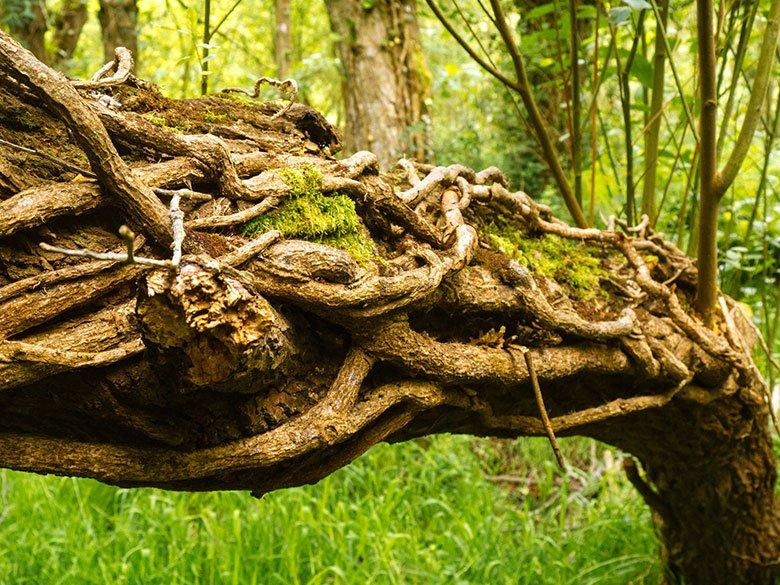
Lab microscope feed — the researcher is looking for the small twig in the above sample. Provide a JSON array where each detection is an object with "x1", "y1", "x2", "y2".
[
  {"x1": 615, "y1": 214, "x2": 650, "y2": 237},
  {"x1": 72, "y1": 47, "x2": 134, "y2": 90},
  {"x1": 662, "y1": 266, "x2": 686, "y2": 286},
  {"x1": 153, "y1": 187, "x2": 213, "y2": 202},
  {"x1": 523, "y1": 348, "x2": 566, "y2": 469},
  {"x1": 222, "y1": 77, "x2": 298, "y2": 119},
  {"x1": 118, "y1": 225, "x2": 135, "y2": 264},
  {"x1": 485, "y1": 474, "x2": 530, "y2": 485},
  {"x1": 0, "y1": 137, "x2": 95, "y2": 177},
  {"x1": 40, "y1": 242, "x2": 174, "y2": 268},
  {"x1": 169, "y1": 195, "x2": 185, "y2": 266},
  {"x1": 220, "y1": 230, "x2": 282, "y2": 267},
  {"x1": 186, "y1": 197, "x2": 280, "y2": 229},
  {"x1": 40, "y1": 194, "x2": 187, "y2": 269}
]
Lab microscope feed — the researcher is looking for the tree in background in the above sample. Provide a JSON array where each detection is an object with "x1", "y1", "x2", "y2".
[
  {"x1": 97, "y1": 0, "x2": 138, "y2": 65},
  {"x1": 275, "y1": 0, "x2": 293, "y2": 78},
  {"x1": 325, "y1": 0, "x2": 432, "y2": 166},
  {"x1": 52, "y1": 0, "x2": 88, "y2": 64},
  {"x1": 2, "y1": 0, "x2": 47, "y2": 60}
]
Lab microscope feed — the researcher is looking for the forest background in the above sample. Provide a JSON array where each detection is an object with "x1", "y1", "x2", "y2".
[{"x1": 0, "y1": 0, "x2": 777, "y2": 582}]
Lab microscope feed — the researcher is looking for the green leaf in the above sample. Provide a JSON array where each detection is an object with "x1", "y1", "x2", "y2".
[
  {"x1": 629, "y1": 53, "x2": 653, "y2": 87},
  {"x1": 609, "y1": 6, "x2": 632, "y2": 25},
  {"x1": 623, "y1": 0, "x2": 652, "y2": 9},
  {"x1": 527, "y1": 3, "x2": 556, "y2": 19}
]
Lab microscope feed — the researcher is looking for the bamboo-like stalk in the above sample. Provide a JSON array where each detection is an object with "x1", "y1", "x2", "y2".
[
  {"x1": 569, "y1": 0, "x2": 582, "y2": 207},
  {"x1": 424, "y1": 0, "x2": 587, "y2": 227},
  {"x1": 200, "y1": 0, "x2": 211, "y2": 95},
  {"x1": 695, "y1": 0, "x2": 780, "y2": 321},
  {"x1": 716, "y1": 1, "x2": 757, "y2": 156},
  {"x1": 647, "y1": 0, "x2": 699, "y2": 143},
  {"x1": 693, "y1": 0, "x2": 719, "y2": 323},
  {"x1": 589, "y1": 0, "x2": 601, "y2": 224},
  {"x1": 715, "y1": 0, "x2": 780, "y2": 198},
  {"x1": 641, "y1": 0, "x2": 668, "y2": 224},
  {"x1": 487, "y1": 0, "x2": 587, "y2": 227},
  {"x1": 615, "y1": 12, "x2": 646, "y2": 225}
]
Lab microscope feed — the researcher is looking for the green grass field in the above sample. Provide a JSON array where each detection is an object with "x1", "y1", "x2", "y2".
[{"x1": 0, "y1": 436, "x2": 660, "y2": 584}]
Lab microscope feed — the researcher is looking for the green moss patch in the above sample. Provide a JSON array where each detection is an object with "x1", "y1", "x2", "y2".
[
  {"x1": 142, "y1": 113, "x2": 168, "y2": 127},
  {"x1": 244, "y1": 165, "x2": 376, "y2": 264},
  {"x1": 484, "y1": 218, "x2": 608, "y2": 300},
  {"x1": 203, "y1": 111, "x2": 228, "y2": 124}
]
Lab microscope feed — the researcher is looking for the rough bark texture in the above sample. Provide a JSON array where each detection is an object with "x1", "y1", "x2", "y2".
[
  {"x1": 52, "y1": 0, "x2": 88, "y2": 64},
  {"x1": 97, "y1": 0, "x2": 138, "y2": 65},
  {"x1": 274, "y1": 0, "x2": 292, "y2": 79},
  {"x1": 325, "y1": 0, "x2": 431, "y2": 166},
  {"x1": 0, "y1": 33, "x2": 777, "y2": 584}
]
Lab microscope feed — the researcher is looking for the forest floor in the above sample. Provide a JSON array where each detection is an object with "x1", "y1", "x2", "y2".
[{"x1": 0, "y1": 436, "x2": 666, "y2": 585}]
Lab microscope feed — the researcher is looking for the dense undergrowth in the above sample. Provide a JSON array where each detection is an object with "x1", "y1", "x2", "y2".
[{"x1": 0, "y1": 436, "x2": 661, "y2": 585}]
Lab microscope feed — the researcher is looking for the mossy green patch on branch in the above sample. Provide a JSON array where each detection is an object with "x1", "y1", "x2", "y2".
[
  {"x1": 484, "y1": 218, "x2": 608, "y2": 300},
  {"x1": 202, "y1": 111, "x2": 228, "y2": 124},
  {"x1": 244, "y1": 165, "x2": 376, "y2": 264},
  {"x1": 142, "y1": 113, "x2": 168, "y2": 127}
]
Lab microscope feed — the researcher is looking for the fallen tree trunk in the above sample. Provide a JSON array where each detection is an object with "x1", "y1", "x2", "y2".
[{"x1": 0, "y1": 32, "x2": 777, "y2": 584}]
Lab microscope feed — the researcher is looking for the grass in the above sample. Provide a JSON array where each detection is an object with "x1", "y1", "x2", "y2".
[{"x1": 0, "y1": 436, "x2": 660, "y2": 585}]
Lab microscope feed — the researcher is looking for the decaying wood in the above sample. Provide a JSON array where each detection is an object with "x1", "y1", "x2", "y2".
[{"x1": 0, "y1": 33, "x2": 776, "y2": 585}]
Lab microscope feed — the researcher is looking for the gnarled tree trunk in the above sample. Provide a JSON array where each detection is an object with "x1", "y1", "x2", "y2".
[
  {"x1": 0, "y1": 32, "x2": 776, "y2": 584},
  {"x1": 325, "y1": 0, "x2": 431, "y2": 166}
]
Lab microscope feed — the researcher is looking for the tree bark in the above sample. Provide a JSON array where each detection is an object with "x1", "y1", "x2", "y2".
[
  {"x1": 52, "y1": 0, "x2": 88, "y2": 64},
  {"x1": 6, "y1": 0, "x2": 48, "y2": 61},
  {"x1": 274, "y1": 0, "x2": 293, "y2": 79},
  {"x1": 0, "y1": 32, "x2": 777, "y2": 584},
  {"x1": 97, "y1": 0, "x2": 138, "y2": 65},
  {"x1": 325, "y1": 0, "x2": 431, "y2": 167}
]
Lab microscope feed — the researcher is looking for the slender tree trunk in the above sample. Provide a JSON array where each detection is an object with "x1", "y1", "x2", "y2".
[
  {"x1": 52, "y1": 0, "x2": 88, "y2": 64},
  {"x1": 274, "y1": 0, "x2": 293, "y2": 79},
  {"x1": 325, "y1": 0, "x2": 431, "y2": 166},
  {"x1": 694, "y1": 0, "x2": 719, "y2": 324},
  {"x1": 7, "y1": 0, "x2": 48, "y2": 61},
  {"x1": 641, "y1": 0, "x2": 668, "y2": 223},
  {"x1": 97, "y1": 0, "x2": 139, "y2": 65}
]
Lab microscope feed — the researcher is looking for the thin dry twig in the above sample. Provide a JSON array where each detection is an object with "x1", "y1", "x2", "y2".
[
  {"x1": 0, "y1": 138, "x2": 95, "y2": 177},
  {"x1": 72, "y1": 47, "x2": 134, "y2": 90},
  {"x1": 523, "y1": 348, "x2": 566, "y2": 469},
  {"x1": 222, "y1": 77, "x2": 298, "y2": 119}
]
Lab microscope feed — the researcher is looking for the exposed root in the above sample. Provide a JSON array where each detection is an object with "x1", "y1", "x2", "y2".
[
  {"x1": 72, "y1": 46, "x2": 134, "y2": 90},
  {"x1": 222, "y1": 77, "x2": 298, "y2": 120},
  {"x1": 523, "y1": 349, "x2": 566, "y2": 469}
]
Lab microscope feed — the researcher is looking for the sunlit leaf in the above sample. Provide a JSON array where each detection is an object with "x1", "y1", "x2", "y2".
[
  {"x1": 623, "y1": 0, "x2": 652, "y2": 9},
  {"x1": 609, "y1": 6, "x2": 632, "y2": 25}
]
